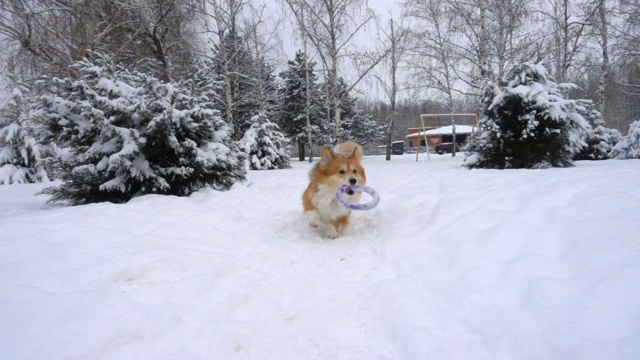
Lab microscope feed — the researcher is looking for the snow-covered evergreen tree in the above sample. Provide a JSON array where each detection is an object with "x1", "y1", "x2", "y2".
[
  {"x1": 36, "y1": 55, "x2": 246, "y2": 205},
  {"x1": 209, "y1": 33, "x2": 278, "y2": 139},
  {"x1": 340, "y1": 110, "x2": 386, "y2": 147},
  {"x1": 253, "y1": 58, "x2": 279, "y2": 119},
  {"x1": 321, "y1": 76, "x2": 355, "y2": 144},
  {"x1": 277, "y1": 50, "x2": 326, "y2": 160},
  {"x1": 240, "y1": 114, "x2": 291, "y2": 170},
  {"x1": 574, "y1": 100, "x2": 622, "y2": 160},
  {"x1": 0, "y1": 84, "x2": 49, "y2": 184},
  {"x1": 610, "y1": 120, "x2": 640, "y2": 159},
  {"x1": 319, "y1": 76, "x2": 384, "y2": 146},
  {"x1": 464, "y1": 62, "x2": 588, "y2": 169}
]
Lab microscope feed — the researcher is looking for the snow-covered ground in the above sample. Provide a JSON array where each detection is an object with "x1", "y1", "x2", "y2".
[{"x1": 1, "y1": 154, "x2": 640, "y2": 359}]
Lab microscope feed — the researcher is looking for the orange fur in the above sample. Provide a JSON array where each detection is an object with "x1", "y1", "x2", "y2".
[{"x1": 302, "y1": 142, "x2": 366, "y2": 239}]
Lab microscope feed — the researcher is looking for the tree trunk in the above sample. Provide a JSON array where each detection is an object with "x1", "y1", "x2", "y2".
[
  {"x1": 298, "y1": 141, "x2": 305, "y2": 161},
  {"x1": 386, "y1": 19, "x2": 399, "y2": 161},
  {"x1": 597, "y1": 0, "x2": 609, "y2": 116},
  {"x1": 476, "y1": 0, "x2": 491, "y2": 117},
  {"x1": 303, "y1": 15, "x2": 314, "y2": 163},
  {"x1": 211, "y1": 1, "x2": 236, "y2": 135}
]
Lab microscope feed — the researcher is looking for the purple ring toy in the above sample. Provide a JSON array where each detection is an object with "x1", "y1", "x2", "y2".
[{"x1": 336, "y1": 185, "x2": 380, "y2": 211}]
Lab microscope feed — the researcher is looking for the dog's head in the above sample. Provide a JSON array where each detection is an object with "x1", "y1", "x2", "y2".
[{"x1": 317, "y1": 145, "x2": 366, "y2": 191}]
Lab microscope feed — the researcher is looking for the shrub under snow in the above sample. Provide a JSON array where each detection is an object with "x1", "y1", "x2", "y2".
[
  {"x1": 36, "y1": 55, "x2": 246, "y2": 205},
  {"x1": 573, "y1": 100, "x2": 621, "y2": 161},
  {"x1": 610, "y1": 120, "x2": 640, "y2": 159},
  {"x1": 240, "y1": 114, "x2": 291, "y2": 170},
  {"x1": 0, "y1": 85, "x2": 49, "y2": 184},
  {"x1": 464, "y1": 62, "x2": 588, "y2": 169}
]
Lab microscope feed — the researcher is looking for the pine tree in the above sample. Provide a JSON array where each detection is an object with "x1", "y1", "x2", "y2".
[
  {"x1": 277, "y1": 50, "x2": 326, "y2": 160},
  {"x1": 186, "y1": 59, "x2": 248, "y2": 184},
  {"x1": 319, "y1": 76, "x2": 385, "y2": 146},
  {"x1": 464, "y1": 62, "x2": 589, "y2": 169},
  {"x1": 253, "y1": 58, "x2": 279, "y2": 119},
  {"x1": 0, "y1": 84, "x2": 49, "y2": 184},
  {"x1": 574, "y1": 100, "x2": 622, "y2": 160},
  {"x1": 340, "y1": 110, "x2": 386, "y2": 147},
  {"x1": 240, "y1": 114, "x2": 291, "y2": 170},
  {"x1": 322, "y1": 76, "x2": 356, "y2": 144},
  {"x1": 209, "y1": 32, "x2": 276, "y2": 139},
  {"x1": 37, "y1": 54, "x2": 246, "y2": 205},
  {"x1": 611, "y1": 120, "x2": 640, "y2": 159}
]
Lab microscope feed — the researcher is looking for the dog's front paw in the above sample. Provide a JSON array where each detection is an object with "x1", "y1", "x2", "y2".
[
  {"x1": 325, "y1": 228, "x2": 340, "y2": 239},
  {"x1": 304, "y1": 210, "x2": 320, "y2": 229}
]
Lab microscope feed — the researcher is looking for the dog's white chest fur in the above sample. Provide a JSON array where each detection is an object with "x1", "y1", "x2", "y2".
[
  {"x1": 313, "y1": 184, "x2": 350, "y2": 221},
  {"x1": 312, "y1": 184, "x2": 361, "y2": 221}
]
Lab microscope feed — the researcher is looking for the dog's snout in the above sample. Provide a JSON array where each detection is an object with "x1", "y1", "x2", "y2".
[{"x1": 349, "y1": 178, "x2": 357, "y2": 185}]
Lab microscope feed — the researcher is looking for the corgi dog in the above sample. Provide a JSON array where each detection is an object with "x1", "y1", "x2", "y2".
[{"x1": 303, "y1": 141, "x2": 366, "y2": 239}]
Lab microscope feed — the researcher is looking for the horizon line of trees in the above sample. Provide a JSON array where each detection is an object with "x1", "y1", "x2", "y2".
[
  {"x1": 0, "y1": 41, "x2": 386, "y2": 199},
  {"x1": 1, "y1": 0, "x2": 639, "y2": 132},
  {"x1": 398, "y1": 0, "x2": 640, "y2": 133},
  {"x1": 0, "y1": 0, "x2": 639, "y2": 204}
]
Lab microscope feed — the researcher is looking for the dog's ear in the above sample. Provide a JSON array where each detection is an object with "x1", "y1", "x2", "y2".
[
  {"x1": 349, "y1": 144, "x2": 364, "y2": 161},
  {"x1": 320, "y1": 145, "x2": 334, "y2": 165},
  {"x1": 349, "y1": 146, "x2": 358, "y2": 159}
]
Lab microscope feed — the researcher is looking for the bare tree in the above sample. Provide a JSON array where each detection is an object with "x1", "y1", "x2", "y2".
[
  {"x1": 403, "y1": 0, "x2": 543, "y2": 155},
  {"x1": 301, "y1": 8, "x2": 315, "y2": 162},
  {"x1": 615, "y1": 0, "x2": 640, "y2": 104},
  {"x1": 375, "y1": 18, "x2": 407, "y2": 161},
  {"x1": 243, "y1": 3, "x2": 282, "y2": 114},
  {"x1": 607, "y1": 0, "x2": 640, "y2": 131},
  {"x1": 403, "y1": 0, "x2": 472, "y2": 156},
  {"x1": 0, "y1": 0, "x2": 201, "y2": 81},
  {"x1": 136, "y1": 0, "x2": 203, "y2": 82},
  {"x1": 536, "y1": 0, "x2": 604, "y2": 84},
  {"x1": 592, "y1": 0, "x2": 611, "y2": 115},
  {"x1": 489, "y1": 0, "x2": 540, "y2": 78},
  {"x1": 200, "y1": 0, "x2": 246, "y2": 133},
  {"x1": 404, "y1": 0, "x2": 455, "y2": 101},
  {"x1": 199, "y1": 0, "x2": 283, "y2": 138},
  {"x1": 282, "y1": 0, "x2": 388, "y2": 143},
  {"x1": 477, "y1": 0, "x2": 492, "y2": 82},
  {"x1": 615, "y1": 0, "x2": 640, "y2": 61}
]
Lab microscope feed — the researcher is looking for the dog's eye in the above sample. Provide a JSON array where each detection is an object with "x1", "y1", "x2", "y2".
[
  {"x1": 339, "y1": 169, "x2": 346, "y2": 174},
  {"x1": 352, "y1": 169, "x2": 357, "y2": 174}
]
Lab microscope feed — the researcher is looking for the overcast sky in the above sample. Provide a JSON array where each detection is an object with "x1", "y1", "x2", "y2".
[{"x1": 267, "y1": 0, "x2": 403, "y2": 101}]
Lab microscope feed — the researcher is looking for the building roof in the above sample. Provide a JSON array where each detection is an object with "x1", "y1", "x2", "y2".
[{"x1": 406, "y1": 125, "x2": 476, "y2": 139}]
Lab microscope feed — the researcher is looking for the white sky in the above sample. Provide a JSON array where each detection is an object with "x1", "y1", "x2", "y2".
[{"x1": 264, "y1": 0, "x2": 402, "y2": 101}]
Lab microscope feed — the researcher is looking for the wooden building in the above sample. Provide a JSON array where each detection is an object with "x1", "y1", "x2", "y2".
[{"x1": 405, "y1": 125, "x2": 475, "y2": 148}]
